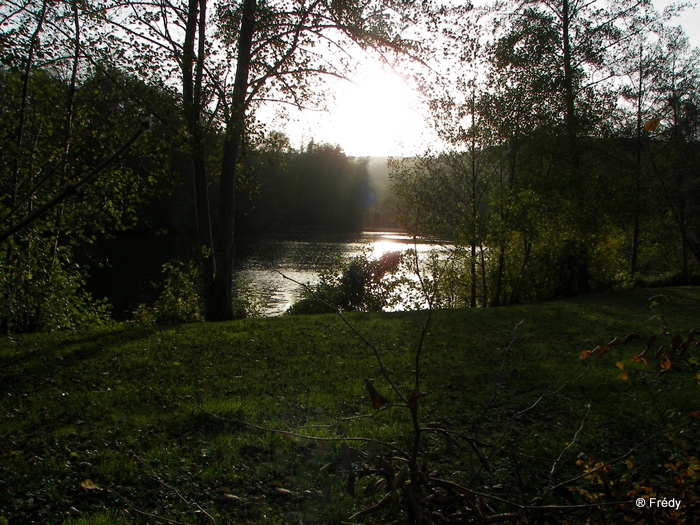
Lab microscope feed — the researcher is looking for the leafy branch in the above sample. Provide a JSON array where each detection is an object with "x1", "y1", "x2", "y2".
[{"x1": 0, "y1": 119, "x2": 151, "y2": 244}]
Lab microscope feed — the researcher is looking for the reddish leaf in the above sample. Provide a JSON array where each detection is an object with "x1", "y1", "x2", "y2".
[
  {"x1": 646, "y1": 336, "x2": 656, "y2": 350},
  {"x1": 80, "y1": 479, "x2": 101, "y2": 491},
  {"x1": 682, "y1": 330, "x2": 695, "y2": 350},
  {"x1": 618, "y1": 371, "x2": 629, "y2": 381},
  {"x1": 364, "y1": 379, "x2": 388, "y2": 410},
  {"x1": 631, "y1": 355, "x2": 648, "y2": 367},
  {"x1": 477, "y1": 496, "x2": 495, "y2": 513},
  {"x1": 687, "y1": 411, "x2": 700, "y2": 419},
  {"x1": 580, "y1": 349, "x2": 593, "y2": 360},
  {"x1": 363, "y1": 477, "x2": 387, "y2": 498},
  {"x1": 608, "y1": 337, "x2": 623, "y2": 347},
  {"x1": 391, "y1": 466, "x2": 409, "y2": 492},
  {"x1": 660, "y1": 355, "x2": 672, "y2": 370},
  {"x1": 644, "y1": 118, "x2": 661, "y2": 131},
  {"x1": 654, "y1": 345, "x2": 666, "y2": 360}
]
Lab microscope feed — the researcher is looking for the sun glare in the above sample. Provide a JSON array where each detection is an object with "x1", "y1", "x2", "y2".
[{"x1": 292, "y1": 62, "x2": 436, "y2": 157}]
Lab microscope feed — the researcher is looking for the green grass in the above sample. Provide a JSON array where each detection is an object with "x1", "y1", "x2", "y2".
[{"x1": 1, "y1": 287, "x2": 699, "y2": 524}]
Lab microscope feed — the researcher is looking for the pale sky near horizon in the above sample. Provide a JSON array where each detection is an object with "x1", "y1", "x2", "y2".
[{"x1": 268, "y1": 1, "x2": 700, "y2": 158}]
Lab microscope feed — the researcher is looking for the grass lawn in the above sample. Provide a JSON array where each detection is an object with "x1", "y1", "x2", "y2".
[{"x1": 1, "y1": 286, "x2": 698, "y2": 524}]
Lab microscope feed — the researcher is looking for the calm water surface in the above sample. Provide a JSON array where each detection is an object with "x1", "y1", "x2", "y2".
[{"x1": 234, "y1": 231, "x2": 448, "y2": 315}]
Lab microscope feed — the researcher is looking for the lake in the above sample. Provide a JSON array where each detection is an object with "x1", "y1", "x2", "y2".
[
  {"x1": 85, "y1": 231, "x2": 449, "y2": 318},
  {"x1": 234, "y1": 231, "x2": 449, "y2": 315}
]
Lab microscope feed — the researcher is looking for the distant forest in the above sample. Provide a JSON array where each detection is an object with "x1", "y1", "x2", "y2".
[{"x1": 235, "y1": 145, "x2": 398, "y2": 234}]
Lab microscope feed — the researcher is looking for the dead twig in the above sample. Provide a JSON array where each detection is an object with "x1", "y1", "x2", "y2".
[
  {"x1": 0, "y1": 348, "x2": 40, "y2": 369},
  {"x1": 547, "y1": 403, "x2": 591, "y2": 490},
  {"x1": 543, "y1": 421, "x2": 692, "y2": 498},
  {"x1": 133, "y1": 454, "x2": 217, "y2": 524},
  {"x1": 108, "y1": 486, "x2": 190, "y2": 525},
  {"x1": 475, "y1": 320, "x2": 524, "y2": 436},
  {"x1": 182, "y1": 397, "x2": 409, "y2": 458},
  {"x1": 277, "y1": 270, "x2": 408, "y2": 404}
]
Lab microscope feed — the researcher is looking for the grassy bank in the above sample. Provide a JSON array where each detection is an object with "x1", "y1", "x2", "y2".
[{"x1": 1, "y1": 287, "x2": 699, "y2": 524}]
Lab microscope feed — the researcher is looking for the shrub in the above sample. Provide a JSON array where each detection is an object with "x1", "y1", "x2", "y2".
[
  {"x1": 133, "y1": 259, "x2": 203, "y2": 324},
  {"x1": 287, "y1": 250, "x2": 406, "y2": 314}
]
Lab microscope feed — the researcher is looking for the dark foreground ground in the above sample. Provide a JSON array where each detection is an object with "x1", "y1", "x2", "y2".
[{"x1": 1, "y1": 286, "x2": 699, "y2": 524}]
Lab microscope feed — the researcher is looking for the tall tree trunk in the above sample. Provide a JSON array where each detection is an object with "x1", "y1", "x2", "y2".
[
  {"x1": 561, "y1": 0, "x2": 578, "y2": 169},
  {"x1": 52, "y1": 0, "x2": 81, "y2": 261},
  {"x1": 470, "y1": 242, "x2": 476, "y2": 308},
  {"x1": 206, "y1": 0, "x2": 256, "y2": 321},
  {"x1": 510, "y1": 238, "x2": 531, "y2": 304},
  {"x1": 630, "y1": 43, "x2": 644, "y2": 275},
  {"x1": 479, "y1": 243, "x2": 488, "y2": 307},
  {"x1": 13, "y1": 1, "x2": 48, "y2": 206},
  {"x1": 183, "y1": 0, "x2": 215, "y2": 306},
  {"x1": 492, "y1": 244, "x2": 505, "y2": 306}
]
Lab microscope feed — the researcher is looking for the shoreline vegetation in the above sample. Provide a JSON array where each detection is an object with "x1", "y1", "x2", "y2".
[{"x1": 1, "y1": 286, "x2": 698, "y2": 523}]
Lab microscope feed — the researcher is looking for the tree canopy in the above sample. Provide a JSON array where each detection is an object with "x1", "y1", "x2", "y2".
[{"x1": 0, "y1": 0, "x2": 698, "y2": 330}]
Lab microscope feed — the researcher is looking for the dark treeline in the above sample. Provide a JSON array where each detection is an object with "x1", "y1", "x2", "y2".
[
  {"x1": 392, "y1": 134, "x2": 700, "y2": 309},
  {"x1": 236, "y1": 140, "x2": 372, "y2": 233}
]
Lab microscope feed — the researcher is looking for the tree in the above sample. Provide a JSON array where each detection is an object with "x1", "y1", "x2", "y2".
[
  {"x1": 0, "y1": 1, "x2": 178, "y2": 331},
  {"x1": 646, "y1": 26, "x2": 700, "y2": 282},
  {"x1": 237, "y1": 140, "x2": 371, "y2": 231},
  {"x1": 99, "y1": 0, "x2": 419, "y2": 320},
  {"x1": 478, "y1": 0, "x2": 665, "y2": 297}
]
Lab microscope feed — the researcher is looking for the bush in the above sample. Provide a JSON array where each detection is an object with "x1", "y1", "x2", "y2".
[
  {"x1": 133, "y1": 259, "x2": 203, "y2": 324},
  {"x1": 1, "y1": 242, "x2": 111, "y2": 333},
  {"x1": 287, "y1": 251, "x2": 406, "y2": 314}
]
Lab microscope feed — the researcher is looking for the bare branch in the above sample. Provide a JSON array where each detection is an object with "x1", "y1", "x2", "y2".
[
  {"x1": 547, "y1": 403, "x2": 591, "y2": 490},
  {"x1": 134, "y1": 455, "x2": 217, "y2": 524},
  {"x1": 276, "y1": 270, "x2": 408, "y2": 404},
  {"x1": 184, "y1": 397, "x2": 409, "y2": 458}
]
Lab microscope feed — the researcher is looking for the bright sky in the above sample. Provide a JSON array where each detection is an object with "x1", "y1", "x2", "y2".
[
  {"x1": 288, "y1": 61, "x2": 437, "y2": 157},
  {"x1": 269, "y1": 1, "x2": 700, "y2": 158}
]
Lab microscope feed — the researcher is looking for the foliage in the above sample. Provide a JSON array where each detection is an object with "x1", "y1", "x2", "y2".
[
  {"x1": 575, "y1": 295, "x2": 700, "y2": 523},
  {"x1": 133, "y1": 259, "x2": 204, "y2": 325},
  {"x1": 237, "y1": 141, "x2": 372, "y2": 232},
  {"x1": 0, "y1": 240, "x2": 112, "y2": 333},
  {"x1": 287, "y1": 250, "x2": 406, "y2": 314},
  {"x1": 0, "y1": 46, "x2": 179, "y2": 332},
  {"x1": 389, "y1": 0, "x2": 700, "y2": 311}
]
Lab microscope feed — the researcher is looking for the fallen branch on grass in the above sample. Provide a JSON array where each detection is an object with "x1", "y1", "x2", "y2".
[{"x1": 181, "y1": 397, "x2": 409, "y2": 458}]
